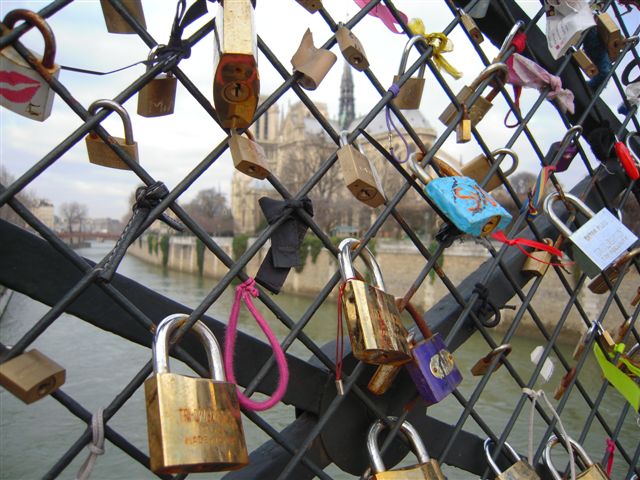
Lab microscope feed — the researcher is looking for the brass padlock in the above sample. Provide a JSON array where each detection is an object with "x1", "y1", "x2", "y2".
[
  {"x1": 213, "y1": 0, "x2": 259, "y2": 129},
  {"x1": 596, "y1": 12, "x2": 625, "y2": 61},
  {"x1": 85, "y1": 99, "x2": 139, "y2": 170},
  {"x1": 337, "y1": 131, "x2": 386, "y2": 208},
  {"x1": 392, "y1": 36, "x2": 428, "y2": 109},
  {"x1": 137, "y1": 45, "x2": 177, "y2": 118},
  {"x1": 338, "y1": 238, "x2": 411, "y2": 365},
  {"x1": 456, "y1": 104, "x2": 472, "y2": 143},
  {"x1": 229, "y1": 129, "x2": 270, "y2": 179},
  {"x1": 522, "y1": 238, "x2": 555, "y2": 277},
  {"x1": 459, "y1": 9, "x2": 484, "y2": 44},
  {"x1": 295, "y1": 0, "x2": 322, "y2": 13},
  {"x1": 573, "y1": 322, "x2": 615, "y2": 361},
  {"x1": 367, "y1": 363, "x2": 402, "y2": 396},
  {"x1": 544, "y1": 435, "x2": 610, "y2": 479},
  {"x1": 439, "y1": 63, "x2": 508, "y2": 129},
  {"x1": 588, "y1": 247, "x2": 640, "y2": 294},
  {"x1": 484, "y1": 438, "x2": 541, "y2": 479},
  {"x1": 145, "y1": 314, "x2": 249, "y2": 474},
  {"x1": 571, "y1": 47, "x2": 599, "y2": 79},
  {"x1": 0, "y1": 349, "x2": 65, "y2": 404},
  {"x1": 368, "y1": 417, "x2": 446, "y2": 479},
  {"x1": 291, "y1": 28, "x2": 337, "y2": 90},
  {"x1": 461, "y1": 148, "x2": 519, "y2": 192},
  {"x1": 471, "y1": 344, "x2": 512, "y2": 376},
  {"x1": 100, "y1": 0, "x2": 146, "y2": 34},
  {"x1": 336, "y1": 23, "x2": 369, "y2": 71}
]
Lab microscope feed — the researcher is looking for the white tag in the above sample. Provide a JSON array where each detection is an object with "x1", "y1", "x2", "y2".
[{"x1": 544, "y1": 0, "x2": 595, "y2": 59}]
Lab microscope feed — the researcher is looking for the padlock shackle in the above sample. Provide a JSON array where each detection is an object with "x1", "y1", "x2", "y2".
[
  {"x1": 338, "y1": 130, "x2": 362, "y2": 152},
  {"x1": 494, "y1": 20, "x2": 524, "y2": 63},
  {"x1": 397, "y1": 35, "x2": 429, "y2": 77},
  {"x1": 367, "y1": 417, "x2": 430, "y2": 473},
  {"x1": 483, "y1": 438, "x2": 522, "y2": 475},
  {"x1": 543, "y1": 193, "x2": 596, "y2": 239},
  {"x1": 338, "y1": 238, "x2": 386, "y2": 290},
  {"x1": 544, "y1": 435, "x2": 594, "y2": 480},
  {"x1": 489, "y1": 148, "x2": 519, "y2": 176},
  {"x1": 408, "y1": 152, "x2": 434, "y2": 185},
  {"x1": 3, "y1": 9, "x2": 56, "y2": 69},
  {"x1": 469, "y1": 63, "x2": 509, "y2": 92},
  {"x1": 152, "y1": 313, "x2": 226, "y2": 381},
  {"x1": 87, "y1": 99, "x2": 135, "y2": 145},
  {"x1": 482, "y1": 343, "x2": 513, "y2": 361},
  {"x1": 146, "y1": 44, "x2": 166, "y2": 70},
  {"x1": 625, "y1": 131, "x2": 640, "y2": 160}
]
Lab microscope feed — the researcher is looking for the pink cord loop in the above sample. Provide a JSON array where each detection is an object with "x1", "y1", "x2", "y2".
[{"x1": 224, "y1": 278, "x2": 289, "y2": 411}]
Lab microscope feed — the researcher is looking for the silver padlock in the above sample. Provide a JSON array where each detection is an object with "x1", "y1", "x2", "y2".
[
  {"x1": 543, "y1": 193, "x2": 637, "y2": 278},
  {"x1": 544, "y1": 435, "x2": 609, "y2": 480},
  {"x1": 392, "y1": 35, "x2": 429, "y2": 110},
  {"x1": 484, "y1": 438, "x2": 541, "y2": 479}
]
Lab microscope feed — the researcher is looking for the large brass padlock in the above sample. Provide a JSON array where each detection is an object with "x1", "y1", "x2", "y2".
[
  {"x1": 392, "y1": 36, "x2": 428, "y2": 110},
  {"x1": 0, "y1": 349, "x2": 65, "y2": 404},
  {"x1": 85, "y1": 99, "x2": 139, "y2": 170},
  {"x1": 137, "y1": 45, "x2": 177, "y2": 118},
  {"x1": 338, "y1": 131, "x2": 386, "y2": 208},
  {"x1": 596, "y1": 12, "x2": 625, "y2": 61},
  {"x1": 213, "y1": 0, "x2": 259, "y2": 129},
  {"x1": 0, "y1": 10, "x2": 60, "y2": 122},
  {"x1": 570, "y1": 47, "x2": 599, "y2": 79},
  {"x1": 588, "y1": 247, "x2": 640, "y2": 294},
  {"x1": 295, "y1": 0, "x2": 322, "y2": 13},
  {"x1": 291, "y1": 28, "x2": 337, "y2": 90},
  {"x1": 544, "y1": 435, "x2": 610, "y2": 479},
  {"x1": 336, "y1": 23, "x2": 369, "y2": 71},
  {"x1": 338, "y1": 238, "x2": 411, "y2": 365},
  {"x1": 461, "y1": 148, "x2": 519, "y2": 192},
  {"x1": 368, "y1": 417, "x2": 446, "y2": 479},
  {"x1": 484, "y1": 438, "x2": 541, "y2": 479},
  {"x1": 439, "y1": 63, "x2": 508, "y2": 129},
  {"x1": 145, "y1": 314, "x2": 249, "y2": 474},
  {"x1": 99, "y1": 0, "x2": 146, "y2": 34},
  {"x1": 522, "y1": 238, "x2": 555, "y2": 277},
  {"x1": 229, "y1": 129, "x2": 270, "y2": 179},
  {"x1": 459, "y1": 9, "x2": 484, "y2": 44}
]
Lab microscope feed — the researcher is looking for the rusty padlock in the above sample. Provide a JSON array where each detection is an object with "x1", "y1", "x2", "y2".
[
  {"x1": 229, "y1": 129, "x2": 270, "y2": 179},
  {"x1": 137, "y1": 45, "x2": 177, "y2": 118},
  {"x1": 570, "y1": 46, "x2": 599, "y2": 79},
  {"x1": 337, "y1": 131, "x2": 386, "y2": 208},
  {"x1": 554, "y1": 367, "x2": 576, "y2": 400},
  {"x1": 0, "y1": 9, "x2": 60, "y2": 122},
  {"x1": 100, "y1": 0, "x2": 146, "y2": 34},
  {"x1": 336, "y1": 23, "x2": 369, "y2": 71},
  {"x1": 295, "y1": 0, "x2": 322, "y2": 13},
  {"x1": 522, "y1": 238, "x2": 556, "y2": 277},
  {"x1": 291, "y1": 28, "x2": 337, "y2": 90},
  {"x1": 588, "y1": 247, "x2": 640, "y2": 294},
  {"x1": 459, "y1": 8, "x2": 484, "y2": 44},
  {"x1": 0, "y1": 349, "x2": 65, "y2": 404},
  {"x1": 391, "y1": 35, "x2": 428, "y2": 110},
  {"x1": 596, "y1": 12, "x2": 625, "y2": 61},
  {"x1": 471, "y1": 344, "x2": 512, "y2": 376},
  {"x1": 461, "y1": 148, "x2": 519, "y2": 192},
  {"x1": 484, "y1": 438, "x2": 541, "y2": 479}
]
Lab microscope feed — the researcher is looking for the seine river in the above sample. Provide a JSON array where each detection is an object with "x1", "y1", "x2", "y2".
[{"x1": 0, "y1": 242, "x2": 637, "y2": 479}]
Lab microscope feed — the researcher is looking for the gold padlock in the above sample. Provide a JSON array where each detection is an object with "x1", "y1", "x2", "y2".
[
  {"x1": 596, "y1": 12, "x2": 625, "y2": 61},
  {"x1": 439, "y1": 63, "x2": 508, "y2": 129},
  {"x1": 99, "y1": 0, "x2": 146, "y2": 34},
  {"x1": 85, "y1": 99, "x2": 139, "y2": 170},
  {"x1": 459, "y1": 9, "x2": 484, "y2": 44},
  {"x1": 145, "y1": 314, "x2": 249, "y2": 474},
  {"x1": 367, "y1": 363, "x2": 402, "y2": 395},
  {"x1": 522, "y1": 238, "x2": 555, "y2": 277},
  {"x1": 336, "y1": 23, "x2": 369, "y2": 71},
  {"x1": 338, "y1": 239, "x2": 411, "y2": 365},
  {"x1": 571, "y1": 47, "x2": 599, "y2": 79},
  {"x1": 0, "y1": 349, "x2": 65, "y2": 404},
  {"x1": 291, "y1": 28, "x2": 337, "y2": 90},
  {"x1": 462, "y1": 147, "x2": 519, "y2": 192},
  {"x1": 368, "y1": 417, "x2": 446, "y2": 479},
  {"x1": 229, "y1": 129, "x2": 270, "y2": 179},
  {"x1": 484, "y1": 438, "x2": 541, "y2": 479},
  {"x1": 456, "y1": 104, "x2": 472, "y2": 143},
  {"x1": 588, "y1": 247, "x2": 640, "y2": 294},
  {"x1": 213, "y1": 0, "x2": 259, "y2": 129},
  {"x1": 137, "y1": 45, "x2": 177, "y2": 118},
  {"x1": 471, "y1": 344, "x2": 512, "y2": 376},
  {"x1": 295, "y1": 0, "x2": 322, "y2": 13},
  {"x1": 544, "y1": 435, "x2": 610, "y2": 479},
  {"x1": 573, "y1": 323, "x2": 615, "y2": 361},
  {"x1": 337, "y1": 131, "x2": 386, "y2": 208},
  {"x1": 392, "y1": 36, "x2": 428, "y2": 110}
]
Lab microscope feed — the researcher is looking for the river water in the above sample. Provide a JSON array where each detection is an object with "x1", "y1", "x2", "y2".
[{"x1": 0, "y1": 242, "x2": 637, "y2": 479}]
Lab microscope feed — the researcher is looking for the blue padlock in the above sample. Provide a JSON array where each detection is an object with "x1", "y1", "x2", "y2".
[{"x1": 409, "y1": 152, "x2": 512, "y2": 237}]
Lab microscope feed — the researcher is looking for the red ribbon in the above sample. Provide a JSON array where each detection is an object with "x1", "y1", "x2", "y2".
[
  {"x1": 491, "y1": 231, "x2": 571, "y2": 266},
  {"x1": 353, "y1": 0, "x2": 408, "y2": 33},
  {"x1": 605, "y1": 438, "x2": 615, "y2": 476}
]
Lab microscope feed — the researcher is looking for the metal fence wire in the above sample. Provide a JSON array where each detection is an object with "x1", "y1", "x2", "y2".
[{"x1": 1, "y1": 0, "x2": 640, "y2": 478}]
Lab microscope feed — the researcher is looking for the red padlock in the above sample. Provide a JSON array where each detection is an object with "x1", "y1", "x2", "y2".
[{"x1": 614, "y1": 133, "x2": 640, "y2": 180}]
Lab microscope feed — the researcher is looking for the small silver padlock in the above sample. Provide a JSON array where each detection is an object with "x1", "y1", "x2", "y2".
[
  {"x1": 337, "y1": 131, "x2": 386, "y2": 208},
  {"x1": 392, "y1": 35, "x2": 428, "y2": 110},
  {"x1": 137, "y1": 45, "x2": 177, "y2": 118},
  {"x1": 0, "y1": 9, "x2": 60, "y2": 122},
  {"x1": 336, "y1": 23, "x2": 369, "y2": 71},
  {"x1": 291, "y1": 28, "x2": 337, "y2": 90},
  {"x1": 543, "y1": 193, "x2": 637, "y2": 278},
  {"x1": 461, "y1": 148, "x2": 519, "y2": 192},
  {"x1": 484, "y1": 438, "x2": 541, "y2": 479},
  {"x1": 544, "y1": 435, "x2": 610, "y2": 480},
  {"x1": 100, "y1": 0, "x2": 146, "y2": 34}
]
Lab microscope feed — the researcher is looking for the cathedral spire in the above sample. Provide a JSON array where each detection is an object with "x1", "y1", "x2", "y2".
[{"x1": 338, "y1": 61, "x2": 355, "y2": 130}]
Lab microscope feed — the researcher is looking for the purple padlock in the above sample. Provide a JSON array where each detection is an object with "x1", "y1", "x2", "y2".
[{"x1": 542, "y1": 126, "x2": 581, "y2": 172}]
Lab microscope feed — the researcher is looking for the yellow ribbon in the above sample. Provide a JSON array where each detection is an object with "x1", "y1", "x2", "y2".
[{"x1": 409, "y1": 18, "x2": 463, "y2": 80}]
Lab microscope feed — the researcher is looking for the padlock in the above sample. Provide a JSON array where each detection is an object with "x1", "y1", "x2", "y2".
[
  {"x1": 462, "y1": 148, "x2": 519, "y2": 192},
  {"x1": 439, "y1": 63, "x2": 508, "y2": 129},
  {"x1": 544, "y1": 435, "x2": 610, "y2": 479},
  {"x1": 541, "y1": 126, "x2": 582, "y2": 172},
  {"x1": 213, "y1": 0, "x2": 259, "y2": 129},
  {"x1": 336, "y1": 23, "x2": 369, "y2": 71},
  {"x1": 588, "y1": 247, "x2": 640, "y2": 294},
  {"x1": 522, "y1": 238, "x2": 555, "y2": 277},
  {"x1": 409, "y1": 152, "x2": 512, "y2": 237},
  {"x1": 573, "y1": 322, "x2": 615, "y2": 360},
  {"x1": 456, "y1": 104, "x2": 472, "y2": 143},
  {"x1": 85, "y1": 99, "x2": 139, "y2": 170},
  {"x1": 368, "y1": 417, "x2": 446, "y2": 479},
  {"x1": 554, "y1": 367, "x2": 577, "y2": 400},
  {"x1": 571, "y1": 47, "x2": 599, "y2": 79},
  {"x1": 632, "y1": 287, "x2": 640, "y2": 307},
  {"x1": 471, "y1": 344, "x2": 512, "y2": 376},
  {"x1": 338, "y1": 238, "x2": 411, "y2": 365},
  {"x1": 391, "y1": 35, "x2": 428, "y2": 109},
  {"x1": 0, "y1": 10, "x2": 60, "y2": 122},
  {"x1": 484, "y1": 438, "x2": 541, "y2": 480},
  {"x1": 145, "y1": 313, "x2": 249, "y2": 474},
  {"x1": 291, "y1": 28, "x2": 337, "y2": 90},
  {"x1": 295, "y1": 0, "x2": 322, "y2": 13},
  {"x1": 229, "y1": 129, "x2": 270, "y2": 179},
  {"x1": 614, "y1": 132, "x2": 640, "y2": 181},
  {"x1": 0, "y1": 349, "x2": 65, "y2": 404},
  {"x1": 543, "y1": 193, "x2": 637, "y2": 278},
  {"x1": 459, "y1": 9, "x2": 484, "y2": 44},
  {"x1": 338, "y1": 131, "x2": 386, "y2": 208},
  {"x1": 100, "y1": 0, "x2": 146, "y2": 34},
  {"x1": 596, "y1": 12, "x2": 625, "y2": 61},
  {"x1": 137, "y1": 45, "x2": 177, "y2": 118},
  {"x1": 368, "y1": 363, "x2": 402, "y2": 396}
]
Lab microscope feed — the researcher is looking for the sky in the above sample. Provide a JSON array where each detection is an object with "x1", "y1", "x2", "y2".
[{"x1": 1, "y1": 0, "x2": 638, "y2": 220}]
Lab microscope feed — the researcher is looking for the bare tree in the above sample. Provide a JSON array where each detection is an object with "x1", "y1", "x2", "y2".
[
  {"x1": 60, "y1": 202, "x2": 88, "y2": 238},
  {"x1": 0, "y1": 165, "x2": 37, "y2": 228},
  {"x1": 183, "y1": 187, "x2": 233, "y2": 235}
]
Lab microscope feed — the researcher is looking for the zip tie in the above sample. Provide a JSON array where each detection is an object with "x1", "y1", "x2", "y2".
[{"x1": 75, "y1": 407, "x2": 105, "y2": 480}]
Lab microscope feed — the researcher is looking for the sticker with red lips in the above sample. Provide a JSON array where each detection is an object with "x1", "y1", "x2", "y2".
[{"x1": 0, "y1": 71, "x2": 41, "y2": 104}]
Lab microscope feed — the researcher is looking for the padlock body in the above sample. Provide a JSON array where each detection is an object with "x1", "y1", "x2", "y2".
[
  {"x1": 596, "y1": 13, "x2": 624, "y2": 61},
  {"x1": 368, "y1": 363, "x2": 403, "y2": 395},
  {"x1": 461, "y1": 13, "x2": 484, "y2": 44},
  {"x1": 336, "y1": 26, "x2": 369, "y2": 71},
  {"x1": 497, "y1": 460, "x2": 541, "y2": 479},
  {"x1": 145, "y1": 373, "x2": 248, "y2": 474},
  {"x1": 341, "y1": 279, "x2": 411, "y2": 365},
  {"x1": 295, "y1": 0, "x2": 322, "y2": 13},
  {"x1": 456, "y1": 118, "x2": 471, "y2": 143},
  {"x1": 542, "y1": 141, "x2": 578, "y2": 173},
  {"x1": 291, "y1": 35, "x2": 337, "y2": 91},
  {"x1": 391, "y1": 75, "x2": 425, "y2": 110},
  {"x1": 371, "y1": 460, "x2": 446, "y2": 479},
  {"x1": 0, "y1": 46, "x2": 59, "y2": 121},
  {"x1": 338, "y1": 145, "x2": 386, "y2": 207},
  {"x1": 588, "y1": 264, "x2": 620, "y2": 294},
  {"x1": 572, "y1": 50, "x2": 599, "y2": 79},
  {"x1": 462, "y1": 154, "x2": 509, "y2": 192},
  {"x1": 406, "y1": 334, "x2": 462, "y2": 405},
  {"x1": 100, "y1": 0, "x2": 146, "y2": 34},
  {"x1": 229, "y1": 133, "x2": 270, "y2": 179},
  {"x1": 439, "y1": 85, "x2": 492, "y2": 127},
  {"x1": 137, "y1": 75, "x2": 177, "y2": 117},
  {"x1": 85, "y1": 134, "x2": 139, "y2": 170},
  {"x1": 576, "y1": 464, "x2": 610, "y2": 479},
  {"x1": 522, "y1": 248, "x2": 552, "y2": 277},
  {"x1": 424, "y1": 176, "x2": 512, "y2": 237},
  {"x1": 0, "y1": 350, "x2": 65, "y2": 404}
]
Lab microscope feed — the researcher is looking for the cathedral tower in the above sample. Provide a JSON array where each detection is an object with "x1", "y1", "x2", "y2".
[{"x1": 338, "y1": 62, "x2": 355, "y2": 130}]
